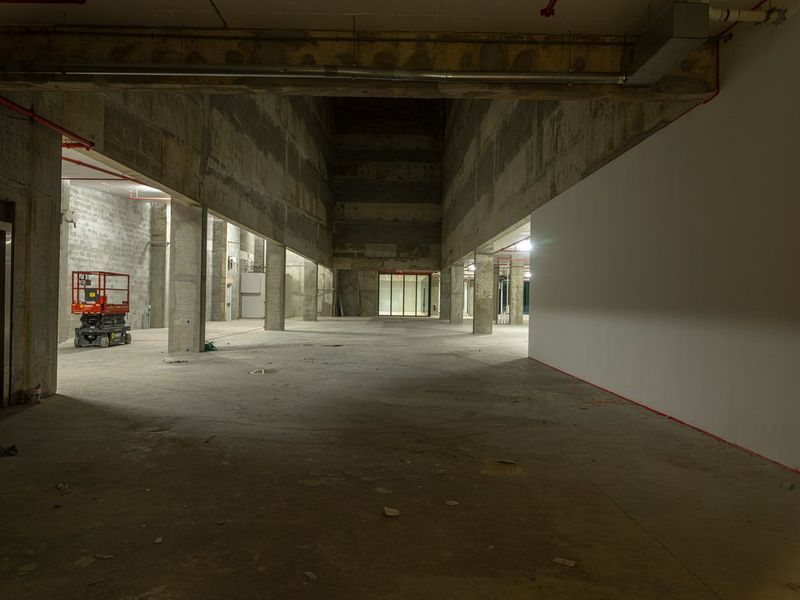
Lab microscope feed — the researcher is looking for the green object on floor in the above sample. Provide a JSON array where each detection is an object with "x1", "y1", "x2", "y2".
[{"x1": 204, "y1": 341, "x2": 217, "y2": 352}]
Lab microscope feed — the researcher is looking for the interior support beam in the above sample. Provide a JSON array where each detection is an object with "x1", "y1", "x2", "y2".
[
  {"x1": 449, "y1": 264, "x2": 465, "y2": 325},
  {"x1": 168, "y1": 200, "x2": 207, "y2": 353},
  {"x1": 265, "y1": 239, "x2": 286, "y2": 331},
  {"x1": 0, "y1": 27, "x2": 717, "y2": 100},
  {"x1": 303, "y1": 260, "x2": 318, "y2": 322},
  {"x1": 473, "y1": 253, "x2": 494, "y2": 335}
]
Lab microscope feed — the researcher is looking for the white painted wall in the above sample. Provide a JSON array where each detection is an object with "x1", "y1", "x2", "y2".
[{"x1": 529, "y1": 13, "x2": 800, "y2": 469}]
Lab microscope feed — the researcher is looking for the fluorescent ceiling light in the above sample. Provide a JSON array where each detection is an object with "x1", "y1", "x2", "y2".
[{"x1": 518, "y1": 239, "x2": 533, "y2": 252}]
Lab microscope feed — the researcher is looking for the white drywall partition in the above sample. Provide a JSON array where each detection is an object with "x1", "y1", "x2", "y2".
[{"x1": 529, "y1": 14, "x2": 800, "y2": 469}]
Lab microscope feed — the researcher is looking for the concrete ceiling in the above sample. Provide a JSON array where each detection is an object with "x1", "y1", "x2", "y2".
[
  {"x1": 0, "y1": 0, "x2": 755, "y2": 35},
  {"x1": 62, "y1": 148, "x2": 169, "y2": 199}
]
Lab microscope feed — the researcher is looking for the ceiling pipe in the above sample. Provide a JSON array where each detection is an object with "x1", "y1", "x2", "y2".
[
  {"x1": 0, "y1": 94, "x2": 94, "y2": 148},
  {"x1": 691, "y1": 0, "x2": 788, "y2": 26},
  {"x1": 62, "y1": 156, "x2": 143, "y2": 185},
  {"x1": 708, "y1": 6, "x2": 787, "y2": 24},
  {"x1": 540, "y1": 0, "x2": 559, "y2": 17},
  {"x1": 3, "y1": 64, "x2": 626, "y2": 85}
]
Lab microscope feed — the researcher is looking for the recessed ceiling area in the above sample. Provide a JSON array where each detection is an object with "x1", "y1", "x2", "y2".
[
  {"x1": 62, "y1": 148, "x2": 170, "y2": 199},
  {"x1": 0, "y1": 0, "x2": 756, "y2": 35}
]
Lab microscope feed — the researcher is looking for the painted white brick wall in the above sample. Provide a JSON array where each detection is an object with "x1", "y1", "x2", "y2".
[{"x1": 59, "y1": 184, "x2": 153, "y2": 340}]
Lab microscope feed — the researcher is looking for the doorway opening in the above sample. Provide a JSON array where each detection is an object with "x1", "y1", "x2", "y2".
[{"x1": 378, "y1": 272, "x2": 431, "y2": 317}]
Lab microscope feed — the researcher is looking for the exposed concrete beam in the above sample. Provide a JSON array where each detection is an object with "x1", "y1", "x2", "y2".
[{"x1": 0, "y1": 27, "x2": 717, "y2": 101}]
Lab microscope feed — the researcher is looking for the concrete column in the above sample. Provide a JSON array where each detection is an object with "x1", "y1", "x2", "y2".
[
  {"x1": 450, "y1": 264, "x2": 464, "y2": 325},
  {"x1": 227, "y1": 223, "x2": 241, "y2": 321},
  {"x1": 254, "y1": 237, "x2": 266, "y2": 271},
  {"x1": 58, "y1": 182, "x2": 73, "y2": 342},
  {"x1": 210, "y1": 217, "x2": 227, "y2": 321},
  {"x1": 439, "y1": 268, "x2": 451, "y2": 321},
  {"x1": 473, "y1": 253, "x2": 493, "y2": 335},
  {"x1": 492, "y1": 264, "x2": 500, "y2": 324},
  {"x1": 4, "y1": 103, "x2": 63, "y2": 399},
  {"x1": 317, "y1": 266, "x2": 333, "y2": 317},
  {"x1": 265, "y1": 239, "x2": 286, "y2": 331},
  {"x1": 168, "y1": 200, "x2": 207, "y2": 353},
  {"x1": 303, "y1": 260, "x2": 318, "y2": 321},
  {"x1": 148, "y1": 202, "x2": 168, "y2": 329},
  {"x1": 430, "y1": 273, "x2": 440, "y2": 317},
  {"x1": 510, "y1": 262, "x2": 525, "y2": 326}
]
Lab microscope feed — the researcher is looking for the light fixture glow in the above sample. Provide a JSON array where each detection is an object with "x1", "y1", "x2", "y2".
[
  {"x1": 524, "y1": 271, "x2": 532, "y2": 278},
  {"x1": 518, "y1": 239, "x2": 533, "y2": 252},
  {"x1": 467, "y1": 264, "x2": 476, "y2": 272}
]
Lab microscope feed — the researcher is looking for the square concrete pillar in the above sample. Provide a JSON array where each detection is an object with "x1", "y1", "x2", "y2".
[
  {"x1": 493, "y1": 263, "x2": 500, "y2": 324},
  {"x1": 510, "y1": 262, "x2": 525, "y2": 326},
  {"x1": 439, "y1": 268, "x2": 451, "y2": 321},
  {"x1": 473, "y1": 253, "x2": 494, "y2": 335},
  {"x1": 148, "y1": 203, "x2": 168, "y2": 329},
  {"x1": 450, "y1": 263, "x2": 465, "y2": 325},
  {"x1": 210, "y1": 217, "x2": 227, "y2": 321},
  {"x1": 6, "y1": 108, "x2": 62, "y2": 400},
  {"x1": 303, "y1": 259, "x2": 318, "y2": 321},
  {"x1": 168, "y1": 200, "x2": 207, "y2": 353},
  {"x1": 265, "y1": 239, "x2": 286, "y2": 331}
]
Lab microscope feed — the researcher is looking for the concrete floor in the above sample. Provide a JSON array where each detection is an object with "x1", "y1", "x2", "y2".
[{"x1": 1, "y1": 318, "x2": 798, "y2": 599}]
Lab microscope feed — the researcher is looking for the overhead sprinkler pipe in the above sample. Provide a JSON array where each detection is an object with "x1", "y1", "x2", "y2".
[
  {"x1": 0, "y1": 95, "x2": 94, "y2": 149},
  {"x1": 2, "y1": 64, "x2": 626, "y2": 86},
  {"x1": 540, "y1": 0, "x2": 559, "y2": 17},
  {"x1": 708, "y1": 6, "x2": 787, "y2": 24}
]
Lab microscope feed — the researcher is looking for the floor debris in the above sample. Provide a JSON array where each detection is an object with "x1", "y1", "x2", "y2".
[
  {"x1": 153, "y1": 537, "x2": 163, "y2": 544},
  {"x1": 783, "y1": 482, "x2": 796, "y2": 491},
  {"x1": 250, "y1": 368, "x2": 266, "y2": 375},
  {"x1": 93, "y1": 554, "x2": 115, "y2": 560},
  {"x1": 553, "y1": 557, "x2": 577, "y2": 568},
  {"x1": 55, "y1": 482, "x2": 70, "y2": 495},
  {"x1": 496, "y1": 459, "x2": 518, "y2": 465},
  {"x1": 374, "y1": 487, "x2": 392, "y2": 494},
  {"x1": 383, "y1": 507, "x2": 400, "y2": 517},
  {"x1": 304, "y1": 571, "x2": 318, "y2": 581},
  {"x1": 0, "y1": 444, "x2": 18, "y2": 457},
  {"x1": 445, "y1": 500, "x2": 459, "y2": 506}
]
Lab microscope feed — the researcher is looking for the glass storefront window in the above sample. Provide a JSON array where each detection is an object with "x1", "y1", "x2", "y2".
[
  {"x1": 379, "y1": 274, "x2": 392, "y2": 315},
  {"x1": 377, "y1": 273, "x2": 431, "y2": 317},
  {"x1": 391, "y1": 274, "x2": 404, "y2": 316}
]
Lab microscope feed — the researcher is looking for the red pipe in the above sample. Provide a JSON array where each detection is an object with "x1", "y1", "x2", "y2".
[
  {"x1": 62, "y1": 156, "x2": 142, "y2": 184},
  {"x1": 540, "y1": 0, "x2": 559, "y2": 17},
  {"x1": 0, "y1": 95, "x2": 94, "y2": 149}
]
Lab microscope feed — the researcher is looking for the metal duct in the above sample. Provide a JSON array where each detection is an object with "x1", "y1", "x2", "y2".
[{"x1": 624, "y1": 2, "x2": 710, "y2": 87}]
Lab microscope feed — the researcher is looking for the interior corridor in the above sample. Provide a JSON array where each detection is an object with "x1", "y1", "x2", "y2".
[{"x1": 1, "y1": 319, "x2": 797, "y2": 599}]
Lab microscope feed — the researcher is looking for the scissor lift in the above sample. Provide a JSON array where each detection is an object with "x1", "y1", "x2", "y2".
[{"x1": 71, "y1": 271, "x2": 132, "y2": 348}]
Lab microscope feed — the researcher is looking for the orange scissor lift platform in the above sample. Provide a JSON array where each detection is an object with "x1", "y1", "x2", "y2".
[{"x1": 71, "y1": 271, "x2": 132, "y2": 348}]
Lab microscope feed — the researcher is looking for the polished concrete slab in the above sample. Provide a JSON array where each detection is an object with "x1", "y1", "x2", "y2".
[{"x1": 1, "y1": 318, "x2": 798, "y2": 599}]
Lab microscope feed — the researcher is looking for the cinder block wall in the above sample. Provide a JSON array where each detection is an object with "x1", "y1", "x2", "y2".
[{"x1": 59, "y1": 184, "x2": 153, "y2": 340}]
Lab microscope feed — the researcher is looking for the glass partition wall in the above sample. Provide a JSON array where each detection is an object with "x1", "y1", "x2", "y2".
[{"x1": 379, "y1": 273, "x2": 431, "y2": 317}]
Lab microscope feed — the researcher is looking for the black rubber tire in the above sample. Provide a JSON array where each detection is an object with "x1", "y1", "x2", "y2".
[
  {"x1": 73, "y1": 335, "x2": 81, "y2": 348},
  {"x1": 100, "y1": 334, "x2": 110, "y2": 348},
  {"x1": 125, "y1": 333, "x2": 132, "y2": 345}
]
